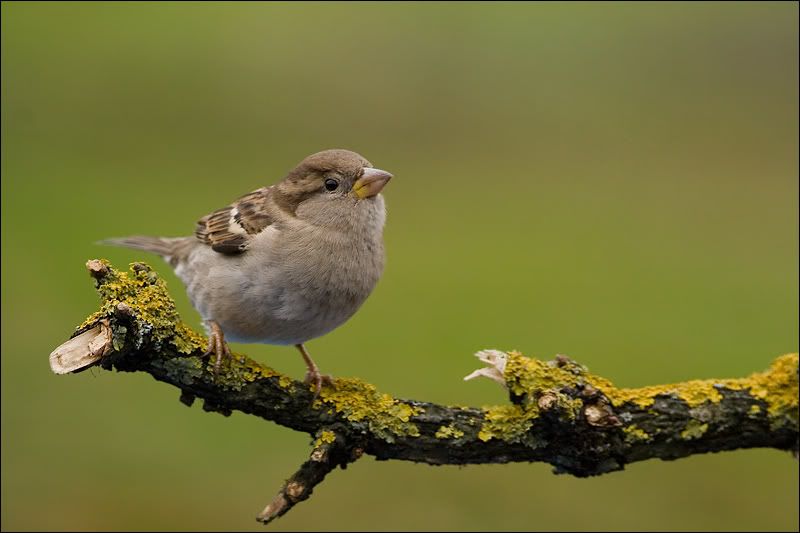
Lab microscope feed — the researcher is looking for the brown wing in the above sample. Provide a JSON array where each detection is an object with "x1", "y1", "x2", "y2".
[{"x1": 194, "y1": 186, "x2": 275, "y2": 254}]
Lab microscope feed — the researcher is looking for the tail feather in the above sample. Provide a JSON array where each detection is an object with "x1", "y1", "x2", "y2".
[
  {"x1": 98, "y1": 237, "x2": 197, "y2": 268},
  {"x1": 98, "y1": 236, "x2": 177, "y2": 256}
]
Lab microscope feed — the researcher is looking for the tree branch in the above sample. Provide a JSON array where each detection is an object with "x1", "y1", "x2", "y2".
[
  {"x1": 50, "y1": 260, "x2": 799, "y2": 525},
  {"x1": 256, "y1": 428, "x2": 358, "y2": 524}
]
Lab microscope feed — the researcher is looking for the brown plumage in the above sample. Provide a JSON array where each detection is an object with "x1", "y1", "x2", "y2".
[
  {"x1": 194, "y1": 187, "x2": 275, "y2": 254},
  {"x1": 102, "y1": 149, "x2": 394, "y2": 394}
]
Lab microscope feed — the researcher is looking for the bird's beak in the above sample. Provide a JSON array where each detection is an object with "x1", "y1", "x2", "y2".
[{"x1": 353, "y1": 168, "x2": 393, "y2": 199}]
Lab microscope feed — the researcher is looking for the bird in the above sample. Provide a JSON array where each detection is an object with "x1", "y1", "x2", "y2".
[{"x1": 102, "y1": 149, "x2": 393, "y2": 394}]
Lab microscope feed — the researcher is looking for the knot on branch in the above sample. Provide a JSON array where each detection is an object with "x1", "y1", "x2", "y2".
[{"x1": 257, "y1": 429, "x2": 358, "y2": 525}]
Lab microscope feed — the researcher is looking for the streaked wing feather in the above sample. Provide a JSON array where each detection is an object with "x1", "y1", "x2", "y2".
[{"x1": 195, "y1": 187, "x2": 275, "y2": 254}]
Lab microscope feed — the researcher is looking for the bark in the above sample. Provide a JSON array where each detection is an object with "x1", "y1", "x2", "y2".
[{"x1": 49, "y1": 260, "x2": 799, "y2": 525}]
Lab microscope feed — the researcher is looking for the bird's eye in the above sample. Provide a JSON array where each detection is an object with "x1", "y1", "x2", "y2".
[{"x1": 324, "y1": 178, "x2": 339, "y2": 192}]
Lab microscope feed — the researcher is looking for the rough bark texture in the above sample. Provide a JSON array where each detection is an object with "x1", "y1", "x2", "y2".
[{"x1": 50, "y1": 261, "x2": 800, "y2": 525}]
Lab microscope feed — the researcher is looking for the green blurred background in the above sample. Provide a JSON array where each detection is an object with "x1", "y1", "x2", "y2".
[{"x1": 2, "y1": 1, "x2": 798, "y2": 531}]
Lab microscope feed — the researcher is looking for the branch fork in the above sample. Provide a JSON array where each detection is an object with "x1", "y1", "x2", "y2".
[
  {"x1": 49, "y1": 260, "x2": 799, "y2": 526},
  {"x1": 257, "y1": 429, "x2": 358, "y2": 525}
]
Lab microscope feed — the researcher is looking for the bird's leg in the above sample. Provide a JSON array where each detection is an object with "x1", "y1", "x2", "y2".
[
  {"x1": 204, "y1": 320, "x2": 232, "y2": 375},
  {"x1": 295, "y1": 343, "x2": 332, "y2": 397}
]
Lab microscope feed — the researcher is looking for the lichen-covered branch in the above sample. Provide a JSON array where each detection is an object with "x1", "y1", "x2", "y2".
[
  {"x1": 257, "y1": 429, "x2": 358, "y2": 525},
  {"x1": 50, "y1": 261, "x2": 800, "y2": 525}
]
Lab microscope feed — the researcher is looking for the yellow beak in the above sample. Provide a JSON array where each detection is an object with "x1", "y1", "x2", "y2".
[{"x1": 353, "y1": 168, "x2": 393, "y2": 199}]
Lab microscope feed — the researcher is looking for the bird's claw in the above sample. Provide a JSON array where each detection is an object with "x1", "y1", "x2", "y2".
[
  {"x1": 304, "y1": 369, "x2": 333, "y2": 399},
  {"x1": 204, "y1": 324, "x2": 232, "y2": 375}
]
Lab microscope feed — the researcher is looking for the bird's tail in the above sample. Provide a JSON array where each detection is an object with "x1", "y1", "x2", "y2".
[{"x1": 98, "y1": 236, "x2": 193, "y2": 265}]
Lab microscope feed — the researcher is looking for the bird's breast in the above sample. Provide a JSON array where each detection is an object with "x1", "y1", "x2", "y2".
[{"x1": 231, "y1": 225, "x2": 385, "y2": 343}]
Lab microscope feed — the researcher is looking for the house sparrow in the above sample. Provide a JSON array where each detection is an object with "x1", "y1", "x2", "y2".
[{"x1": 102, "y1": 149, "x2": 392, "y2": 393}]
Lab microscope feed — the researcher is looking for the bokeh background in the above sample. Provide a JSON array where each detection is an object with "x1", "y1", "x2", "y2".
[{"x1": 2, "y1": 2, "x2": 798, "y2": 531}]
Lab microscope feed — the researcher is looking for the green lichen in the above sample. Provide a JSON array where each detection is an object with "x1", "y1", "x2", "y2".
[
  {"x1": 151, "y1": 355, "x2": 206, "y2": 385},
  {"x1": 313, "y1": 430, "x2": 337, "y2": 449},
  {"x1": 551, "y1": 392, "x2": 584, "y2": 420},
  {"x1": 173, "y1": 322, "x2": 207, "y2": 355},
  {"x1": 316, "y1": 378, "x2": 422, "y2": 442},
  {"x1": 210, "y1": 356, "x2": 294, "y2": 392},
  {"x1": 79, "y1": 261, "x2": 297, "y2": 391},
  {"x1": 435, "y1": 424, "x2": 465, "y2": 439},
  {"x1": 80, "y1": 261, "x2": 204, "y2": 354},
  {"x1": 681, "y1": 420, "x2": 709, "y2": 440},
  {"x1": 623, "y1": 425, "x2": 651, "y2": 443}
]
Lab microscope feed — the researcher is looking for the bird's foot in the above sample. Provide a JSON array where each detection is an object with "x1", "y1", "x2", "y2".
[
  {"x1": 295, "y1": 344, "x2": 332, "y2": 399},
  {"x1": 304, "y1": 369, "x2": 333, "y2": 399},
  {"x1": 204, "y1": 321, "x2": 232, "y2": 375}
]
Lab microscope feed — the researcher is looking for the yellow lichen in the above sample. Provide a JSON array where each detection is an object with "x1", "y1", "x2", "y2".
[
  {"x1": 316, "y1": 378, "x2": 422, "y2": 442},
  {"x1": 478, "y1": 404, "x2": 540, "y2": 445},
  {"x1": 504, "y1": 353, "x2": 586, "y2": 398},
  {"x1": 749, "y1": 404, "x2": 761, "y2": 415},
  {"x1": 594, "y1": 379, "x2": 724, "y2": 409},
  {"x1": 681, "y1": 420, "x2": 709, "y2": 440},
  {"x1": 591, "y1": 355, "x2": 799, "y2": 417},
  {"x1": 623, "y1": 425, "x2": 651, "y2": 443},
  {"x1": 502, "y1": 352, "x2": 799, "y2": 429},
  {"x1": 435, "y1": 424, "x2": 465, "y2": 439},
  {"x1": 313, "y1": 430, "x2": 337, "y2": 449},
  {"x1": 732, "y1": 354, "x2": 799, "y2": 423},
  {"x1": 477, "y1": 354, "x2": 594, "y2": 444},
  {"x1": 489, "y1": 351, "x2": 798, "y2": 444}
]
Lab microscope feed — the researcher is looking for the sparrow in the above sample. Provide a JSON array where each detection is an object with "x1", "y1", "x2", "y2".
[{"x1": 102, "y1": 149, "x2": 393, "y2": 393}]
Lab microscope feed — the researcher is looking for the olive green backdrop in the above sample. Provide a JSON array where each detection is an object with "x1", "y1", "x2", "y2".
[{"x1": 2, "y1": 2, "x2": 798, "y2": 531}]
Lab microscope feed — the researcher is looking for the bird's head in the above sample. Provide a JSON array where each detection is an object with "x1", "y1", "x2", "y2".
[{"x1": 274, "y1": 149, "x2": 393, "y2": 229}]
